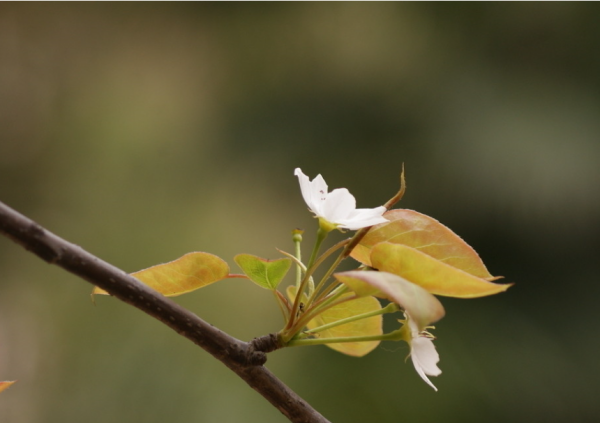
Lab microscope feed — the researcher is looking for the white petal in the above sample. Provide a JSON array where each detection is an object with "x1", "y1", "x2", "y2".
[
  {"x1": 294, "y1": 168, "x2": 313, "y2": 209},
  {"x1": 347, "y1": 206, "x2": 387, "y2": 221},
  {"x1": 294, "y1": 168, "x2": 328, "y2": 215},
  {"x1": 410, "y1": 336, "x2": 441, "y2": 391},
  {"x1": 309, "y1": 174, "x2": 328, "y2": 216},
  {"x1": 322, "y1": 188, "x2": 356, "y2": 222},
  {"x1": 337, "y1": 218, "x2": 383, "y2": 231},
  {"x1": 342, "y1": 206, "x2": 388, "y2": 229},
  {"x1": 411, "y1": 353, "x2": 439, "y2": 391},
  {"x1": 412, "y1": 337, "x2": 441, "y2": 376}
]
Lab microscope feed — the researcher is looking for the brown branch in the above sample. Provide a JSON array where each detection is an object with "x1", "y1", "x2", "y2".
[{"x1": 0, "y1": 200, "x2": 330, "y2": 423}]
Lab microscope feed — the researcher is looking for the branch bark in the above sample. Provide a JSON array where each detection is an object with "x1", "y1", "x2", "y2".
[{"x1": 0, "y1": 200, "x2": 330, "y2": 423}]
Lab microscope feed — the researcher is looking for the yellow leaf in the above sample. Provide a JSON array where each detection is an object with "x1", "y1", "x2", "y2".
[
  {"x1": 371, "y1": 243, "x2": 512, "y2": 298},
  {"x1": 286, "y1": 286, "x2": 382, "y2": 357},
  {"x1": 352, "y1": 209, "x2": 495, "y2": 279},
  {"x1": 93, "y1": 252, "x2": 229, "y2": 297},
  {"x1": 309, "y1": 294, "x2": 382, "y2": 357},
  {"x1": 0, "y1": 381, "x2": 15, "y2": 394}
]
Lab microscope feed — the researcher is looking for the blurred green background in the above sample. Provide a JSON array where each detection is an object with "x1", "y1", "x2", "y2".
[{"x1": 1, "y1": 3, "x2": 599, "y2": 422}]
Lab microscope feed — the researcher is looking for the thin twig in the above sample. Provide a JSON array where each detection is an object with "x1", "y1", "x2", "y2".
[{"x1": 0, "y1": 200, "x2": 330, "y2": 423}]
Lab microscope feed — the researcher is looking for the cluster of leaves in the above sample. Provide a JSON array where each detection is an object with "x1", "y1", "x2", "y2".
[{"x1": 92, "y1": 168, "x2": 511, "y2": 390}]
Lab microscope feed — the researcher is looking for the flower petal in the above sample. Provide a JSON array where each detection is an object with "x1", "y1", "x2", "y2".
[
  {"x1": 410, "y1": 353, "x2": 438, "y2": 391},
  {"x1": 347, "y1": 206, "x2": 387, "y2": 220},
  {"x1": 407, "y1": 316, "x2": 441, "y2": 391},
  {"x1": 342, "y1": 206, "x2": 388, "y2": 229},
  {"x1": 294, "y1": 168, "x2": 314, "y2": 210},
  {"x1": 323, "y1": 188, "x2": 356, "y2": 223},
  {"x1": 295, "y1": 168, "x2": 388, "y2": 231},
  {"x1": 294, "y1": 168, "x2": 329, "y2": 216},
  {"x1": 412, "y1": 337, "x2": 441, "y2": 376},
  {"x1": 309, "y1": 174, "x2": 328, "y2": 216}
]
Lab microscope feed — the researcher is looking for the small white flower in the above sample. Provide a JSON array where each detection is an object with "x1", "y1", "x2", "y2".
[
  {"x1": 294, "y1": 168, "x2": 388, "y2": 231},
  {"x1": 402, "y1": 316, "x2": 442, "y2": 391}
]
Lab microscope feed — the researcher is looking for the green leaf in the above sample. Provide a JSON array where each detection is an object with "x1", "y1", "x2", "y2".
[
  {"x1": 371, "y1": 242, "x2": 512, "y2": 298},
  {"x1": 286, "y1": 286, "x2": 382, "y2": 357},
  {"x1": 0, "y1": 381, "x2": 16, "y2": 394},
  {"x1": 92, "y1": 252, "x2": 229, "y2": 297},
  {"x1": 351, "y1": 209, "x2": 496, "y2": 279},
  {"x1": 234, "y1": 254, "x2": 291, "y2": 290},
  {"x1": 335, "y1": 270, "x2": 444, "y2": 330}
]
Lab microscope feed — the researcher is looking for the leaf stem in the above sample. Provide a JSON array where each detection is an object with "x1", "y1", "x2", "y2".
[
  {"x1": 273, "y1": 290, "x2": 291, "y2": 323},
  {"x1": 307, "y1": 227, "x2": 327, "y2": 272},
  {"x1": 306, "y1": 226, "x2": 372, "y2": 309},
  {"x1": 302, "y1": 302, "x2": 399, "y2": 336},
  {"x1": 288, "y1": 285, "x2": 352, "y2": 335},
  {"x1": 287, "y1": 327, "x2": 404, "y2": 347},
  {"x1": 227, "y1": 273, "x2": 249, "y2": 279},
  {"x1": 286, "y1": 232, "x2": 347, "y2": 333},
  {"x1": 292, "y1": 229, "x2": 303, "y2": 292}
]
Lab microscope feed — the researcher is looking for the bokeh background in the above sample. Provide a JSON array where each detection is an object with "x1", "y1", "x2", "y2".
[{"x1": 1, "y1": 3, "x2": 599, "y2": 422}]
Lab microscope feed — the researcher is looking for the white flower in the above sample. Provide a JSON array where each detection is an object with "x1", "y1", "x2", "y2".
[
  {"x1": 294, "y1": 168, "x2": 388, "y2": 231},
  {"x1": 402, "y1": 316, "x2": 442, "y2": 391}
]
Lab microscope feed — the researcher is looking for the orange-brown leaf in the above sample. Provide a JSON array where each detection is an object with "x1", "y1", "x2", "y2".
[{"x1": 351, "y1": 209, "x2": 495, "y2": 279}]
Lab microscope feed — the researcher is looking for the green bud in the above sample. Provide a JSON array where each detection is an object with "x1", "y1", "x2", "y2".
[{"x1": 292, "y1": 228, "x2": 304, "y2": 243}]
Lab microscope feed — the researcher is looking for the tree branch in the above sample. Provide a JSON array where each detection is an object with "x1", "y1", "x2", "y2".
[{"x1": 0, "y1": 200, "x2": 330, "y2": 423}]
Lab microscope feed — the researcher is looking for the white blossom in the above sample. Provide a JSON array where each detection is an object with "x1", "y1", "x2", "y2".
[
  {"x1": 294, "y1": 168, "x2": 388, "y2": 231},
  {"x1": 403, "y1": 316, "x2": 442, "y2": 391}
]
